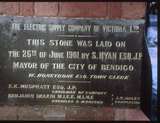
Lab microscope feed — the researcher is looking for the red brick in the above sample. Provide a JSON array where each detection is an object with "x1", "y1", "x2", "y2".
[
  {"x1": 0, "y1": 3, "x2": 3, "y2": 15},
  {"x1": 19, "y1": 2, "x2": 34, "y2": 16},
  {"x1": 109, "y1": 2, "x2": 122, "y2": 19},
  {"x1": 0, "y1": 2, "x2": 19, "y2": 15},
  {"x1": 121, "y1": 2, "x2": 146, "y2": 19},
  {"x1": 34, "y1": 2, "x2": 58, "y2": 17},
  {"x1": 59, "y1": 2, "x2": 107, "y2": 18}
]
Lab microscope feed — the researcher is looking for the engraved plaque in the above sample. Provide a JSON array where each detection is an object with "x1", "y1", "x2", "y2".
[{"x1": 0, "y1": 16, "x2": 145, "y2": 108}]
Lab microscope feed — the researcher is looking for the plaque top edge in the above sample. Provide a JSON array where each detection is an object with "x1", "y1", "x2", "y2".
[{"x1": 0, "y1": 15, "x2": 145, "y2": 25}]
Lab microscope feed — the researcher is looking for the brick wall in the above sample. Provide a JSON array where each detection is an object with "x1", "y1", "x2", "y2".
[
  {"x1": 0, "y1": 2, "x2": 146, "y2": 19},
  {"x1": 0, "y1": 2, "x2": 149, "y2": 121}
]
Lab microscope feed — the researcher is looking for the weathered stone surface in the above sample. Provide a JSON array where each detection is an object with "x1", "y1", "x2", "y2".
[
  {"x1": 114, "y1": 108, "x2": 149, "y2": 121},
  {"x1": 42, "y1": 105, "x2": 66, "y2": 120},
  {"x1": 0, "y1": 106, "x2": 18, "y2": 120},
  {"x1": 17, "y1": 105, "x2": 66, "y2": 120},
  {"x1": 0, "y1": 106, "x2": 149, "y2": 120},
  {"x1": 17, "y1": 106, "x2": 44, "y2": 120},
  {"x1": 94, "y1": 107, "x2": 114, "y2": 120},
  {"x1": 65, "y1": 106, "x2": 96, "y2": 120}
]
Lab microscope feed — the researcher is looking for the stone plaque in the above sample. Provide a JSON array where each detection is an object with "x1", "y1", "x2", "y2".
[{"x1": 0, "y1": 16, "x2": 145, "y2": 108}]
